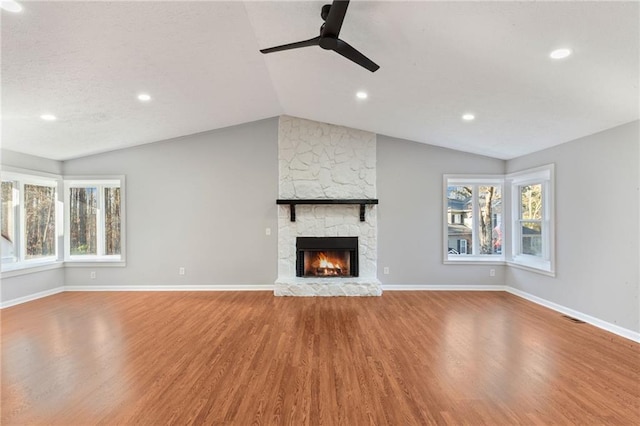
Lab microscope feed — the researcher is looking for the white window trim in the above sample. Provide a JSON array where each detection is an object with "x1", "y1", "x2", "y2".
[
  {"x1": 443, "y1": 166, "x2": 555, "y2": 276},
  {"x1": 443, "y1": 175, "x2": 505, "y2": 264},
  {"x1": 506, "y1": 164, "x2": 555, "y2": 276},
  {"x1": 63, "y1": 175, "x2": 126, "y2": 264},
  {"x1": 0, "y1": 169, "x2": 126, "y2": 276},
  {"x1": 1, "y1": 167, "x2": 62, "y2": 273}
]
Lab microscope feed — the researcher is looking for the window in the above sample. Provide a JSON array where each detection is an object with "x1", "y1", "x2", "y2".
[
  {"x1": 0, "y1": 170, "x2": 125, "y2": 273},
  {"x1": 444, "y1": 176, "x2": 503, "y2": 262},
  {"x1": 1, "y1": 170, "x2": 60, "y2": 270},
  {"x1": 65, "y1": 178, "x2": 125, "y2": 263},
  {"x1": 519, "y1": 184, "x2": 543, "y2": 256},
  {"x1": 24, "y1": 184, "x2": 57, "y2": 259},
  {"x1": 443, "y1": 167, "x2": 554, "y2": 274},
  {"x1": 507, "y1": 165, "x2": 555, "y2": 275}
]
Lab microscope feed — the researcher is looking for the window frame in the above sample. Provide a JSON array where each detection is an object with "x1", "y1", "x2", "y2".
[
  {"x1": 506, "y1": 164, "x2": 555, "y2": 276},
  {"x1": 1, "y1": 179, "x2": 19, "y2": 265},
  {"x1": 64, "y1": 176, "x2": 126, "y2": 266},
  {"x1": 1, "y1": 168, "x2": 63, "y2": 272},
  {"x1": 443, "y1": 175, "x2": 505, "y2": 264}
]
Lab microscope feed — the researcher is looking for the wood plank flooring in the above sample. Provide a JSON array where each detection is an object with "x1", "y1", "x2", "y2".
[{"x1": 1, "y1": 291, "x2": 638, "y2": 425}]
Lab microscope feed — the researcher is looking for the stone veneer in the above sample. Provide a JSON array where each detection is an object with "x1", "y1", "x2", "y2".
[{"x1": 275, "y1": 115, "x2": 382, "y2": 296}]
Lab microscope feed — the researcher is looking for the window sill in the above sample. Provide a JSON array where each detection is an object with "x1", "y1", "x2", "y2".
[
  {"x1": 443, "y1": 256, "x2": 555, "y2": 277},
  {"x1": 507, "y1": 260, "x2": 555, "y2": 277},
  {"x1": 1, "y1": 261, "x2": 64, "y2": 278},
  {"x1": 64, "y1": 261, "x2": 126, "y2": 268},
  {"x1": 1, "y1": 259, "x2": 126, "y2": 278},
  {"x1": 444, "y1": 256, "x2": 505, "y2": 265}
]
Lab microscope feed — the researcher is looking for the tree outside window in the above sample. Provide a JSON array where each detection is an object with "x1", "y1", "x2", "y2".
[
  {"x1": 1, "y1": 172, "x2": 125, "y2": 271},
  {"x1": 507, "y1": 164, "x2": 555, "y2": 275},
  {"x1": 69, "y1": 187, "x2": 98, "y2": 255},
  {"x1": 520, "y1": 184, "x2": 542, "y2": 257},
  {"x1": 445, "y1": 178, "x2": 503, "y2": 260},
  {"x1": 24, "y1": 184, "x2": 56, "y2": 259},
  {"x1": 104, "y1": 187, "x2": 121, "y2": 255},
  {"x1": 65, "y1": 179, "x2": 123, "y2": 261},
  {"x1": 1, "y1": 173, "x2": 58, "y2": 270}
]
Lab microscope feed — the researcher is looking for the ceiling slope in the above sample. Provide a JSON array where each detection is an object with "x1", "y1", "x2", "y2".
[{"x1": 2, "y1": 1, "x2": 638, "y2": 160}]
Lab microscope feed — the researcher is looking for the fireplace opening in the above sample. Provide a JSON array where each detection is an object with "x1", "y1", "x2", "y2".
[
  {"x1": 296, "y1": 237, "x2": 358, "y2": 278},
  {"x1": 303, "y1": 251, "x2": 350, "y2": 277}
]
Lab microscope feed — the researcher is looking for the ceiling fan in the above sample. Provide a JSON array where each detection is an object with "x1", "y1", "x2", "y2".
[{"x1": 259, "y1": 0, "x2": 380, "y2": 72}]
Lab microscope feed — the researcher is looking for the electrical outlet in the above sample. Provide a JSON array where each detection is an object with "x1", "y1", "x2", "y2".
[
  {"x1": 490, "y1": 269, "x2": 496, "y2": 277},
  {"x1": 265, "y1": 227, "x2": 271, "y2": 236},
  {"x1": 383, "y1": 267, "x2": 389, "y2": 275},
  {"x1": 179, "y1": 267, "x2": 185, "y2": 276},
  {"x1": 90, "y1": 271, "x2": 96, "y2": 279}
]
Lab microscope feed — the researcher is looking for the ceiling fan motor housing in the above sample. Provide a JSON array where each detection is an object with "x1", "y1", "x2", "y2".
[{"x1": 319, "y1": 37, "x2": 338, "y2": 50}]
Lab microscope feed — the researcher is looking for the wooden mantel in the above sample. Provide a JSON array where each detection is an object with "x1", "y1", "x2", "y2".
[{"x1": 276, "y1": 199, "x2": 379, "y2": 222}]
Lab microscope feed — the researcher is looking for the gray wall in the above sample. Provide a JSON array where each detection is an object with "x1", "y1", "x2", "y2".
[
  {"x1": 1, "y1": 149, "x2": 63, "y2": 175},
  {"x1": 377, "y1": 135, "x2": 506, "y2": 286},
  {"x1": 3, "y1": 118, "x2": 638, "y2": 336},
  {"x1": 506, "y1": 120, "x2": 639, "y2": 332},
  {"x1": 1, "y1": 150, "x2": 64, "y2": 302},
  {"x1": 1, "y1": 268, "x2": 65, "y2": 302},
  {"x1": 62, "y1": 118, "x2": 279, "y2": 287}
]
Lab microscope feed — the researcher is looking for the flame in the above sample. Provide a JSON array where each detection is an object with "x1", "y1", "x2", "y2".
[
  {"x1": 317, "y1": 253, "x2": 341, "y2": 270},
  {"x1": 310, "y1": 252, "x2": 344, "y2": 276}
]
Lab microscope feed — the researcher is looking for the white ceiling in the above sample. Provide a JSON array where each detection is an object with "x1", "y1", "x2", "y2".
[{"x1": 1, "y1": 1, "x2": 638, "y2": 161}]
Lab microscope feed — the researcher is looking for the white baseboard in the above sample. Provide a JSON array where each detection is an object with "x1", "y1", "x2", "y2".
[
  {"x1": 383, "y1": 284, "x2": 506, "y2": 291},
  {"x1": 1, "y1": 286, "x2": 65, "y2": 309},
  {"x1": 64, "y1": 284, "x2": 274, "y2": 292},
  {"x1": 506, "y1": 287, "x2": 640, "y2": 343}
]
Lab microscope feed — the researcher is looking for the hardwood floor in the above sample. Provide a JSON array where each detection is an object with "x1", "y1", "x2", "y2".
[{"x1": 1, "y1": 291, "x2": 638, "y2": 425}]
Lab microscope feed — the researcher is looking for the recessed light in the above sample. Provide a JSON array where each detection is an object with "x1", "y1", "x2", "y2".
[
  {"x1": 549, "y1": 48, "x2": 572, "y2": 59},
  {"x1": 356, "y1": 91, "x2": 368, "y2": 100},
  {"x1": 462, "y1": 113, "x2": 475, "y2": 121},
  {"x1": 40, "y1": 114, "x2": 57, "y2": 121},
  {"x1": 137, "y1": 93, "x2": 152, "y2": 102},
  {"x1": 0, "y1": 0, "x2": 23, "y2": 13}
]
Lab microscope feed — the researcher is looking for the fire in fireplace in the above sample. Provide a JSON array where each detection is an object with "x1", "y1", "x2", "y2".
[
  {"x1": 304, "y1": 251, "x2": 349, "y2": 276},
  {"x1": 296, "y1": 237, "x2": 358, "y2": 278}
]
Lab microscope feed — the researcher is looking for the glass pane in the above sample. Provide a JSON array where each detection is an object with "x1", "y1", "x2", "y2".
[
  {"x1": 104, "y1": 187, "x2": 121, "y2": 255},
  {"x1": 1, "y1": 181, "x2": 16, "y2": 262},
  {"x1": 521, "y1": 222, "x2": 542, "y2": 256},
  {"x1": 69, "y1": 187, "x2": 97, "y2": 255},
  {"x1": 521, "y1": 184, "x2": 542, "y2": 220},
  {"x1": 478, "y1": 185, "x2": 502, "y2": 254},
  {"x1": 447, "y1": 186, "x2": 472, "y2": 254},
  {"x1": 24, "y1": 184, "x2": 56, "y2": 259}
]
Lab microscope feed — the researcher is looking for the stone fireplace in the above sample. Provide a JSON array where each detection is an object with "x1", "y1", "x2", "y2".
[{"x1": 275, "y1": 116, "x2": 382, "y2": 296}]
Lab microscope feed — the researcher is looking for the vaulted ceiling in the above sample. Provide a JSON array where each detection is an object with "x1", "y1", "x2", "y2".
[{"x1": 1, "y1": 1, "x2": 638, "y2": 161}]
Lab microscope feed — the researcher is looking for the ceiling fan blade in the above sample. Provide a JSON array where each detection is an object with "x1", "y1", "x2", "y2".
[
  {"x1": 322, "y1": 0, "x2": 350, "y2": 38},
  {"x1": 260, "y1": 36, "x2": 320, "y2": 54},
  {"x1": 333, "y1": 38, "x2": 379, "y2": 72}
]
